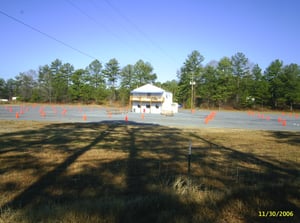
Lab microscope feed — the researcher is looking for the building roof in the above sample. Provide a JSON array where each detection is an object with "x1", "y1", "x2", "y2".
[{"x1": 131, "y1": 84, "x2": 165, "y2": 94}]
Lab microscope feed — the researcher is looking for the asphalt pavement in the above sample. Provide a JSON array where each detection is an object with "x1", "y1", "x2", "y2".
[{"x1": 0, "y1": 104, "x2": 299, "y2": 131}]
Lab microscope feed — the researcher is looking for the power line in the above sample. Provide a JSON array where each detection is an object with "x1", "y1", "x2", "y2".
[
  {"x1": 102, "y1": 0, "x2": 178, "y2": 64},
  {"x1": 0, "y1": 9, "x2": 96, "y2": 60},
  {"x1": 65, "y1": 0, "x2": 151, "y2": 62}
]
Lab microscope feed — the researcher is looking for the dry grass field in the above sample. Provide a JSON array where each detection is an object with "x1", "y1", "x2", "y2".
[{"x1": 0, "y1": 120, "x2": 299, "y2": 223}]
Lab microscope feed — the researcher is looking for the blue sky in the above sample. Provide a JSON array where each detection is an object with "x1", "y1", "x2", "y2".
[{"x1": 1, "y1": 0, "x2": 299, "y2": 82}]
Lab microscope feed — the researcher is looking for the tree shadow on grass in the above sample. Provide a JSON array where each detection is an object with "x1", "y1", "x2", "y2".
[
  {"x1": 0, "y1": 121, "x2": 196, "y2": 222},
  {"x1": 0, "y1": 121, "x2": 299, "y2": 222},
  {"x1": 270, "y1": 131, "x2": 300, "y2": 146},
  {"x1": 189, "y1": 132, "x2": 300, "y2": 223}
]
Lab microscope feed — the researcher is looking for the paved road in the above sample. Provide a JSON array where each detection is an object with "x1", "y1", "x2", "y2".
[{"x1": 0, "y1": 104, "x2": 299, "y2": 131}]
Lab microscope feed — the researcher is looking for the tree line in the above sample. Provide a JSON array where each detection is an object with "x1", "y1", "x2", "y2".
[
  {"x1": 177, "y1": 51, "x2": 300, "y2": 111},
  {"x1": 0, "y1": 58, "x2": 157, "y2": 106},
  {"x1": 0, "y1": 50, "x2": 299, "y2": 110}
]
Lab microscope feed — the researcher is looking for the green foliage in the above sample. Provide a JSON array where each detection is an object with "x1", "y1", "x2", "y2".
[
  {"x1": 119, "y1": 61, "x2": 157, "y2": 104},
  {"x1": 5, "y1": 78, "x2": 17, "y2": 100},
  {"x1": 161, "y1": 80, "x2": 178, "y2": 101},
  {"x1": 103, "y1": 58, "x2": 120, "y2": 88},
  {"x1": 0, "y1": 78, "x2": 6, "y2": 98},
  {"x1": 119, "y1": 64, "x2": 135, "y2": 105},
  {"x1": 30, "y1": 88, "x2": 41, "y2": 102},
  {"x1": 69, "y1": 69, "x2": 85, "y2": 102},
  {"x1": 231, "y1": 52, "x2": 250, "y2": 106},
  {"x1": 264, "y1": 60, "x2": 284, "y2": 109},
  {"x1": 50, "y1": 59, "x2": 67, "y2": 103},
  {"x1": 103, "y1": 58, "x2": 120, "y2": 103},
  {"x1": 133, "y1": 60, "x2": 157, "y2": 87},
  {"x1": 213, "y1": 58, "x2": 235, "y2": 108},
  {"x1": 280, "y1": 63, "x2": 300, "y2": 110},
  {"x1": 249, "y1": 64, "x2": 269, "y2": 108},
  {"x1": 177, "y1": 50, "x2": 204, "y2": 107},
  {"x1": 86, "y1": 60, "x2": 106, "y2": 104},
  {"x1": 120, "y1": 64, "x2": 135, "y2": 89},
  {"x1": 231, "y1": 52, "x2": 250, "y2": 78},
  {"x1": 38, "y1": 64, "x2": 52, "y2": 102},
  {"x1": 15, "y1": 70, "x2": 37, "y2": 102},
  {"x1": 2, "y1": 52, "x2": 300, "y2": 110},
  {"x1": 198, "y1": 65, "x2": 217, "y2": 107},
  {"x1": 86, "y1": 59, "x2": 103, "y2": 88}
]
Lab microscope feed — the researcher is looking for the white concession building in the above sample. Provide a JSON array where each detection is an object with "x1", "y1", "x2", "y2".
[{"x1": 130, "y1": 84, "x2": 178, "y2": 115}]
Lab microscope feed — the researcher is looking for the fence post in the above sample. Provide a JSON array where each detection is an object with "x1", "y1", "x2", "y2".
[
  {"x1": 188, "y1": 141, "x2": 192, "y2": 175},
  {"x1": 187, "y1": 141, "x2": 192, "y2": 191}
]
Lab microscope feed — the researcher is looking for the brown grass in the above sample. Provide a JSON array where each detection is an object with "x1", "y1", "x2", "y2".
[{"x1": 0, "y1": 120, "x2": 299, "y2": 223}]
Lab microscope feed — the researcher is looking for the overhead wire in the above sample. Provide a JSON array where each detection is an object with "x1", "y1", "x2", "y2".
[
  {"x1": 66, "y1": 0, "x2": 177, "y2": 66},
  {"x1": 1, "y1": 1, "x2": 178, "y2": 74},
  {"x1": 102, "y1": 0, "x2": 178, "y2": 65},
  {"x1": 0, "y1": 9, "x2": 97, "y2": 60},
  {"x1": 65, "y1": 0, "x2": 151, "y2": 62}
]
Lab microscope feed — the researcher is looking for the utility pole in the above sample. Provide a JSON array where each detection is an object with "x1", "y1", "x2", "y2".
[
  {"x1": 190, "y1": 74, "x2": 195, "y2": 111},
  {"x1": 49, "y1": 70, "x2": 52, "y2": 104},
  {"x1": 50, "y1": 67, "x2": 56, "y2": 104}
]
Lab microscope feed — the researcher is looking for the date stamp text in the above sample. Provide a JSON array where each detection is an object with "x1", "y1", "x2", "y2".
[{"x1": 258, "y1": 211, "x2": 294, "y2": 217}]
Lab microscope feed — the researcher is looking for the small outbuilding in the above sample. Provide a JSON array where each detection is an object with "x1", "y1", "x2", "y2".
[{"x1": 130, "y1": 84, "x2": 178, "y2": 115}]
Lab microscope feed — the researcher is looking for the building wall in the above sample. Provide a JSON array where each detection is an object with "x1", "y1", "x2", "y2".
[
  {"x1": 132, "y1": 101, "x2": 162, "y2": 114},
  {"x1": 130, "y1": 91, "x2": 177, "y2": 114}
]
